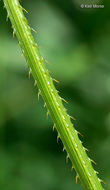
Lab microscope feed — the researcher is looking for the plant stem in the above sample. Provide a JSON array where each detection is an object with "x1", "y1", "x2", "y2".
[{"x1": 3, "y1": 0, "x2": 103, "y2": 189}]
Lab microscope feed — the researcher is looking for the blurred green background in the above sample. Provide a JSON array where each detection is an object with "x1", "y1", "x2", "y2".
[{"x1": 0, "y1": 0, "x2": 110, "y2": 189}]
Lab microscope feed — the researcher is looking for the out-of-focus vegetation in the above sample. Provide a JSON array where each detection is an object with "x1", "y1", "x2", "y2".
[{"x1": 0, "y1": 0, "x2": 110, "y2": 189}]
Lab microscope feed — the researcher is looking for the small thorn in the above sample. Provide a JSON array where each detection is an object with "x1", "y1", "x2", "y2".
[
  {"x1": 44, "y1": 102, "x2": 46, "y2": 108},
  {"x1": 76, "y1": 174, "x2": 79, "y2": 184},
  {"x1": 75, "y1": 129, "x2": 83, "y2": 137},
  {"x1": 98, "y1": 178, "x2": 106, "y2": 184},
  {"x1": 6, "y1": 11, "x2": 10, "y2": 22},
  {"x1": 31, "y1": 27, "x2": 37, "y2": 33},
  {"x1": 61, "y1": 98, "x2": 68, "y2": 104},
  {"x1": 28, "y1": 68, "x2": 32, "y2": 79},
  {"x1": 21, "y1": 6, "x2": 28, "y2": 13},
  {"x1": 33, "y1": 43, "x2": 38, "y2": 48},
  {"x1": 83, "y1": 147, "x2": 89, "y2": 152},
  {"x1": 34, "y1": 80, "x2": 37, "y2": 86},
  {"x1": 102, "y1": 180, "x2": 106, "y2": 185},
  {"x1": 91, "y1": 159, "x2": 97, "y2": 165},
  {"x1": 21, "y1": 52, "x2": 24, "y2": 57},
  {"x1": 52, "y1": 78, "x2": 59, "y2": 83},
  {"x1": 4, "y1": 4, "x2": 6, "y2": 9},
  {"x1": 94, "y1": 170, "x2": 99, "y2": 175},
  {"x1": 66, "y1": 153, "x2": 69, "y2": 163},
  {"x1": 18, "y1": 41, "x2": 21, "y2": 47},
  {"x1": 63, "y1": 146, "x2": 66, "y2": 152},
  {"x1": 78, "y1": 131, "x2": 83, "y2": 137},
  {"x1": 6, "y1": 16, "x2": 9, "y2": 22},
  {"x1": 70, "y1": 115, "x2": 76, "y2": 121},
  {"x1": 38, "y1": 90, "x2": 41, "y2": 100},
  {"x1": 53, "y1": 124, "x2": 56, "y2": 131},
  {"x1": 13, "y1": 28, "x2": 16, "y2": 38},
  {"x1": 46, "y1": 110, "x2": 49, "y2": 119},
  {"x1": 71, "y1": 166, "x2": 74, "y2": 171},
  {"x1": 57, "y1": 133, "x2": 60, "y2": 143},
  {"x1": 45, "y1": 59, "x2": 50, "y2": 64}
]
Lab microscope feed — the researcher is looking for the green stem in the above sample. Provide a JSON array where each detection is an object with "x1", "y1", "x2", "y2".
[{"x1": 3, "y1": 0, "x2": 103, "y2": 189}]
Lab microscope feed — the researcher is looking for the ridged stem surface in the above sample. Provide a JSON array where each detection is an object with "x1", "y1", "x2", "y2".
[{"x1": 3, "y1": 0, "x2": 103, "y2": 190}]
